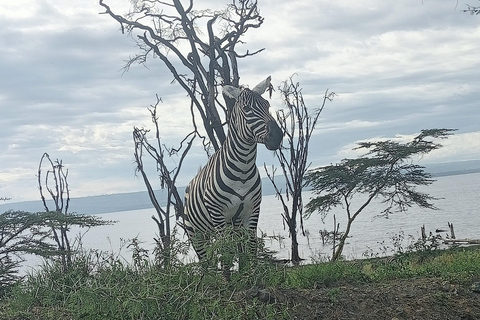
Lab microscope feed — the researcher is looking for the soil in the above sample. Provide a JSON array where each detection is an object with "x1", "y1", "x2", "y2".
[{"x1": 268, "y1": 278, "x2": 480, "y2": 320}]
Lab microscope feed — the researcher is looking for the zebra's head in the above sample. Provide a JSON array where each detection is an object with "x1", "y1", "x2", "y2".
[{"x1": 223, "y1": 76, "x2": 283, "y2": 150}]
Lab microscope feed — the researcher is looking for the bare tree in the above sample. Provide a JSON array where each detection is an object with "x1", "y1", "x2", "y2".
[
  {"x1": 99, "y1": 0, "x2": 264, "y2": 151},
  {"x1": 38, "y1": 153, "x2": 110, "y2": 270},
  {"x1": 38, "y1": 153, "x2": 72, "y2": 269},
  {"x1": 133, "y1": 97, "x2": 194, "y2": 266},
  {"x1": 264, "y1": 77, "x2": 335, "y2": 263}
]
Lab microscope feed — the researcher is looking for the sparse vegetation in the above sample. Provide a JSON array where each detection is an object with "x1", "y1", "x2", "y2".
[
  {"x1": 1, "y1": 229, "x2": 479, "y2": 320},
  {"x1": 305, "y1": 128, "x2": 456, "y2": 261},
  {"x1": 264, "y1": 77, "x2": 335, "y2": 264}
]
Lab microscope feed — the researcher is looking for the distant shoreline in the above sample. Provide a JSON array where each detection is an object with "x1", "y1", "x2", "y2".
[
  {"x1": 1, "y1": 165, "x2": 480, "y2": 216},
  {"x1": 431, "y1": 168, "x2": 480, "y2": 177}
]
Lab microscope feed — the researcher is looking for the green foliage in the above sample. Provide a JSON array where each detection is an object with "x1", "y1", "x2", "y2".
[
  {"x1": 0, "y1": 211, "x2": 55, "y2": 296},
  {"x1": 0, "y1": 210, "x2": 112, "y2": 297},
  {"x1": 285, "y1": 260, "x2": 367, "y2": 289},
  {"x1": 0, "y1": 255, "x2": 21, "y2": 297},
  {"x1": 305, "y1": 128, "x2": 456, "y2": 219},
  {"x1": 203, "y1": 226, "x2": 253, "y2": 270},
  {"x1": 285, "y1": 246, "x2": 480, "y2": 290},
  {"x1": 198, "y1": 225, "x2": 286, "y2": 288},
  {"x1": 3, "y1": 233, "x2": 288, "y2": 320},
  {"x1": 304, "y1": 128, "x2": 456, "y2": 260},
  {"x1": 1, "y1": 239, "x2": 479, "y2": 319},
  {"x1": 366, "y1": 247, "x2": 480, "y2": 283}
]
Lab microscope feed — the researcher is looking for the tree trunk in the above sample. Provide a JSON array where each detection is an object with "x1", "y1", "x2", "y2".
[
  {"x1": 289, "y1": 219, "x2": 301, "y2": 264},
  {"x1": 290, "y1": 230, "x2": 300, "y2": 264},
  {"x1": 332, "y1": 218, "x2": 353, "y2": 261}
]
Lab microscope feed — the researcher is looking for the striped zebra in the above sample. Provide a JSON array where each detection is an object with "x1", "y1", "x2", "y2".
[{"x1": 184, "y1": 76, "x2": 283, "y2": 260}]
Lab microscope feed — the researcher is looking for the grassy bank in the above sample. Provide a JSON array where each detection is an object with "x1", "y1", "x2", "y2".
[{"x1": 1, "y1": 246, "x2": 479, "y2": 320}]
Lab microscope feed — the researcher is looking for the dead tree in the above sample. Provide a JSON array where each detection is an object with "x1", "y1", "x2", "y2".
[
  {"x1": 464, "y1": 2, "x2": 480, "y2": 15},
  {"x1": 37, "y1": 153, "x2": 110, "y2": 271},
  {"x1": 38, "y1": 153, "x2": 72, "y2": 270},
  {"x1": 133, "y1": 97, "x2": 194, "y2": 266},
  {"x1": 264, "y1": 77, "x2": 334, "y2": 263},
  {"x1": 99, "y1": 0, "x2": 264, "y2": 151}
]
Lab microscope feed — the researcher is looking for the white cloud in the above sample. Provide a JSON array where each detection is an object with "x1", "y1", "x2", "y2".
[
  {"x1": 424, "y1": 131, "x2": 480, "y2": 162},
  {"x1": 0, "y1": 1, "x2": 40, "y2": 19},
  {"x1": 322, "y1": 129, "x2": 480, "y2": 165}
]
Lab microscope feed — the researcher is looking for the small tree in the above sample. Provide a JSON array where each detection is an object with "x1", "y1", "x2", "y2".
[
  {"x1": 264, "y1": 77, "x2": 334, "y2": 263},
  {"x1": 0, "y1": 210, "x2": 52, "y2": 295},
  {"x1": 305, "y1": 128, "x2": 456, "y2": 261},
  {"x1": 0, "y1": 210, "x2": 110, "y2": 295},
  {"x1": 38, "y1": 153, "x2": 110, "y2": 271},
  {"x1": 133, "y1": 97, "x2": 194, "y2": 266}
]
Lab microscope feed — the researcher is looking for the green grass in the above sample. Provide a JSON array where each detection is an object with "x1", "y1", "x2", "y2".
[
  {"x1": 1, "y1": 245, "x2": 479, "y2": 320},
  {"x1": 283, "y1": 246, "x2": 480, "y2": 290},
  {"x1": 7, "y1": 265, "x2": 276, "y2": 319}
]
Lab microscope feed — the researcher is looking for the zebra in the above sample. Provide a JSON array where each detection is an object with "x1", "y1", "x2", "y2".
[{"x1": 183, "y1": 76, "x2": 283, "y2": 261}]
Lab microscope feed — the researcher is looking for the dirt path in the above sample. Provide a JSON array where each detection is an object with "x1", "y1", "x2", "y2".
[{"x1": 272, "y1": 278, "x2": 480, "y2": 320}]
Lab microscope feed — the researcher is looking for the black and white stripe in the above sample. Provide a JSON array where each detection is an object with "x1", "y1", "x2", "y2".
[{"x1": 183, "y1": 76, "x2": 283, "y2": 259}]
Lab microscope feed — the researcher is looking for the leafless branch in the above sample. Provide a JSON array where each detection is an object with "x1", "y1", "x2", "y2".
[
  {"x1": 264, "y1": 76, "x2": 334, "y2": 263},
  {"x1": 100, "y1": 0, "x2": 264, "y2": 151}
]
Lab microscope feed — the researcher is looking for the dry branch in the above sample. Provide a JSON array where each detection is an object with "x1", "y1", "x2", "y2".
[{"x1": 99, "y1": 0, "x2": 264, "y2": 151}]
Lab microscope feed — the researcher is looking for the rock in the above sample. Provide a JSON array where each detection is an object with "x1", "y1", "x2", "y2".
[{"x1": 471, "y1": 282, "x2": 480, "y2": 293}]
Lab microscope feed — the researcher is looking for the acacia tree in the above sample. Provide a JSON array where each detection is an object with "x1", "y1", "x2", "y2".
[
  {"x1": 100, "y1": 0, "x2": 267, "y2": 260},
  {"x1": 0, "y1": 210, "x2": 109, "y2": 293},
  {"x1": 0, "y1": 211, "x2": 53, "y2": 295},
  {"x1": 305, "y1": 128, "x2": 456, "y2": 261},
  {"x1": 1, "y1": 196, "x2": 49, "y2": 294},
  {"x1": 264, "y1": 77, "x2": 334, "y2": 263}
]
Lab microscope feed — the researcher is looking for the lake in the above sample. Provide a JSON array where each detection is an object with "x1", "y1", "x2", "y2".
[{"x1": 21, "y1": 172, "x2": 480, "y2": 272}]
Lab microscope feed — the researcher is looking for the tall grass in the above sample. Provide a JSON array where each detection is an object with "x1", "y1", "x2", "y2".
[
  {"x1": 2, "y1": 230, "x2": 289, "y2": 320},
  {"x1": 1, "y1": 232, "x2": 479, "y2": 320}
]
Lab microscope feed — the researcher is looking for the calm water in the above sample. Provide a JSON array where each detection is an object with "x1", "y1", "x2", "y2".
[{"x1": 21, "y1": 172, "x2": 480, "y2": 272}]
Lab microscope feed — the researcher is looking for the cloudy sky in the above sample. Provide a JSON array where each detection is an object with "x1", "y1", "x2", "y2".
[{"x1": 1, "y1": 0, "x2": 479, "y2": 202}]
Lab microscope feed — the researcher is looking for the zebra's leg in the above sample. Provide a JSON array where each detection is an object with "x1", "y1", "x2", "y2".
[
  {"x1": 190, "y1": 231, "x2": 208, "y2": 261},
  {"x1": 237, "y1": 211, "x2": 261, "y2": 272}
]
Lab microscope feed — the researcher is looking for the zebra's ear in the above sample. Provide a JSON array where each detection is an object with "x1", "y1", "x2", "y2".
[
  {"x1": 223, "y1": 85, "x2": 241, "y2": 100},
  {"x1": 252, "y1": 76, "x2": 272, "y2": 95}
]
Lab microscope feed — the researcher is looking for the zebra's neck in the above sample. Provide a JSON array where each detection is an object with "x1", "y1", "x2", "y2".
[{"x1": 222, "y1": 131, "x2": 258, "y2": 174}]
